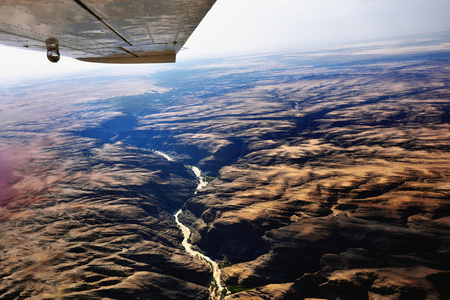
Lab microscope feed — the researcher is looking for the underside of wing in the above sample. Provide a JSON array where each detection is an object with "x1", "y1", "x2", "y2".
[{"x1": 0, "y1": 0, "x2": 216, "y2": 63}]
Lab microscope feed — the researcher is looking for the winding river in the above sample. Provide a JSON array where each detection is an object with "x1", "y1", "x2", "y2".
[
  {"x1": 174, "y1": 210, "x2": 225, "y2": 299},
  {"x1": 153, "y1": 150, "x2": 225, "y2": 299}
]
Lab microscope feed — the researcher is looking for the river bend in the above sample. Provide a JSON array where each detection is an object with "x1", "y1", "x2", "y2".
[{"x1": 152, "y1": 150, "x2": 225, "y2": 299}]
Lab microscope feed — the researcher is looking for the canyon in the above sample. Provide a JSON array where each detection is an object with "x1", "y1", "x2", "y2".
[{"x1": 0, "y1": 37, "x2": 449, "y2": 299}]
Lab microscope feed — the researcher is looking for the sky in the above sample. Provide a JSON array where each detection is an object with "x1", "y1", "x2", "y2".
[{"x1": 0, "y1": 0, "x2": 450, "y2": 83}]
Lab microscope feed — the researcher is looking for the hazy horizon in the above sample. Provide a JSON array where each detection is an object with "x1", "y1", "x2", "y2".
[{"x1": 1, "y1": 0, "x2": 450, "y2": 83}]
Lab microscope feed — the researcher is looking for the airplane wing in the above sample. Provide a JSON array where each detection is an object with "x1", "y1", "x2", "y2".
[{"x1": 0, "y1": 0, "x2": 216, "y2": 63}]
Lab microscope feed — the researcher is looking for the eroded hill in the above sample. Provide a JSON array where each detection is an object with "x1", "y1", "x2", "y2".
[{"x1": 1, "y1": 44, "x2": 449, "y2": 299}]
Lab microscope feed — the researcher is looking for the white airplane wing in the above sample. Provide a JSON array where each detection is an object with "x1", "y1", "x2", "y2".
[{"x1": 0, "y1": 0, "x2": 216, "y2": 63}]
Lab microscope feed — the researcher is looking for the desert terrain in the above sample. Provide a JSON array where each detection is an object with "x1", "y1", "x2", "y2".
[{"x1": 0, "y1": 37, "x2": 449, "y2": 299}]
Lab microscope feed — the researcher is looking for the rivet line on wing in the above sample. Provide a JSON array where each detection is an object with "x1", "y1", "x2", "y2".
[{"x1": 73, "y1": 0, "x2": 133, "y2": 46}]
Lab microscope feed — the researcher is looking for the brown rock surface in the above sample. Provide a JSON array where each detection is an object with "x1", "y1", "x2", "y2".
[
  {"x1": 0, "y1": 137, "x2": 211, "y2": 298},
  {"x1": 1, "y1": 38, "x2": 450, "y2": 299},
  {"x1": 173, "y1": 54, "x2": 450, "y2": 298}
]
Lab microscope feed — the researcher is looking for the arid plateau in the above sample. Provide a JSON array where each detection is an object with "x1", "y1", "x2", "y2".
[{"x1": 1, "y1": 36, "x2": 449, "y2": 299}]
